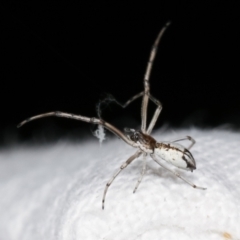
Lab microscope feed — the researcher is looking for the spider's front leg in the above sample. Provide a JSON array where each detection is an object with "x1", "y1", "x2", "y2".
[
  {"x1": 17, "y1": 111, "x2": 138, "y2": 148},
  {"x1": 141, "y1": 21, "x2": 171, "y2": 133},
  {"x1": 96, "y1": 22, "x2": 170, "y2": 135},
  {"x1": 146, "y1": 94, "x2": 162, "y2": 134}
]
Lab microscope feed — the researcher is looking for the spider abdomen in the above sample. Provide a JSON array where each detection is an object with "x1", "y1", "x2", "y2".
[{"x1": 155, "y1": 142, "x2": 196, "y2": 171}]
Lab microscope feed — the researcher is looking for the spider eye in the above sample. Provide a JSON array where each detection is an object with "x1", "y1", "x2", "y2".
[
  {"x1": 129, "y1": 133, "x2": 138, "y2": 142},
  {"x1": 130, "y1": 135, "x2": 135, "y2": 141}
]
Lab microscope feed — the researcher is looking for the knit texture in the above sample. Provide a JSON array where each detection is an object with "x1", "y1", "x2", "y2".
[{"x1": 0, "y1": 128, "x2": 239, "y2": 240}]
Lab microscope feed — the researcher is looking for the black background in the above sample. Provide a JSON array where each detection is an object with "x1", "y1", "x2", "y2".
[{"x1": 1, "y1": 1, "x2": 240, "y2": 145}]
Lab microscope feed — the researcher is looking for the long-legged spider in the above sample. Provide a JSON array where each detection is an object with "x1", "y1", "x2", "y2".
[{"x1": 18, "y1": 22, "x2": 206, "y2": 209}]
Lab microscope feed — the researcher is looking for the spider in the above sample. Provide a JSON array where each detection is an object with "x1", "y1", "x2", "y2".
[{"x1": 18, "y1": 21, "x2": 206, "y2": 209}]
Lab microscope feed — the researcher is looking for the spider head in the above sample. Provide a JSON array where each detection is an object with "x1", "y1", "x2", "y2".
[
  {"x1": 124, "y1": 128, "x2": 140, "y2": 142},
  {"x1": 124, "y1": 128, "x2": 156, "y2": 153}
]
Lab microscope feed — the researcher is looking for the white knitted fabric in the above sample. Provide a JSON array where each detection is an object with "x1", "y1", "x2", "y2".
[{"x1": 0, "y1": 128, "x2": 239, "y2": 240}]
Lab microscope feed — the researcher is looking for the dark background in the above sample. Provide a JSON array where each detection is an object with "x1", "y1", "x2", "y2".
[{"x1": 1, "y1": 1, "x2": 240, "y2": 145}]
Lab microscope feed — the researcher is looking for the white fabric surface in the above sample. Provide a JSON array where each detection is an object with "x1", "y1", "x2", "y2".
[{"x1": 0, "y1": 128, "x2": 239, "y2": 240}]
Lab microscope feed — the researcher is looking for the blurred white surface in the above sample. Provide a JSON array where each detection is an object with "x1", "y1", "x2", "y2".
[{"x1": 0, "y1": 128, "x2": 240, "y2": 240}]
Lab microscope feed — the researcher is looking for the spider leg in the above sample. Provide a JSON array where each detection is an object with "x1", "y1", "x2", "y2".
[
  {"x1": 96, "y1": 91, "x2": 144, "y2": 119},
  {"x1": 171, "y1": 136, "x2": 196, "y2": 150},
  {"x1": 150, "y1": 154, "x2": 207, "y2": 190},
  {"x1": 141, "y1": 21, "x2": 171, "y2": 133},
  {"x1": 133, "y1": 153, "x2": 147, "y2": 193},
  {"x1": 110, "y1": 91, "x2": 144, "y2": 109},
  {"x1": 102, "y1": 150, "x2": 142, "y2": 209},
  {"x1": 17, "y1": 111, "x2": 137, "y2": 147},
  {"x1": 146, "y1": 94, "x2": 162, "y2": 134},
  {"x1": 98, "y1": 91, "x2": 162, "y2": 113}
]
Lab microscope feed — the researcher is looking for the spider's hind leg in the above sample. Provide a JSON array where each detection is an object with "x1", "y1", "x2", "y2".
[
  {"x1": 171, "y1": 136, "x2": 196, "y2": 150},
  {"x1": 151, "y1": 154, "x2": 207, "y2": 190}
]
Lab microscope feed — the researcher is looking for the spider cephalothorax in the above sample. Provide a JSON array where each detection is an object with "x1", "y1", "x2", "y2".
[{"x1": 124, "y1": 128, "x2": 156, "y2": 153}]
